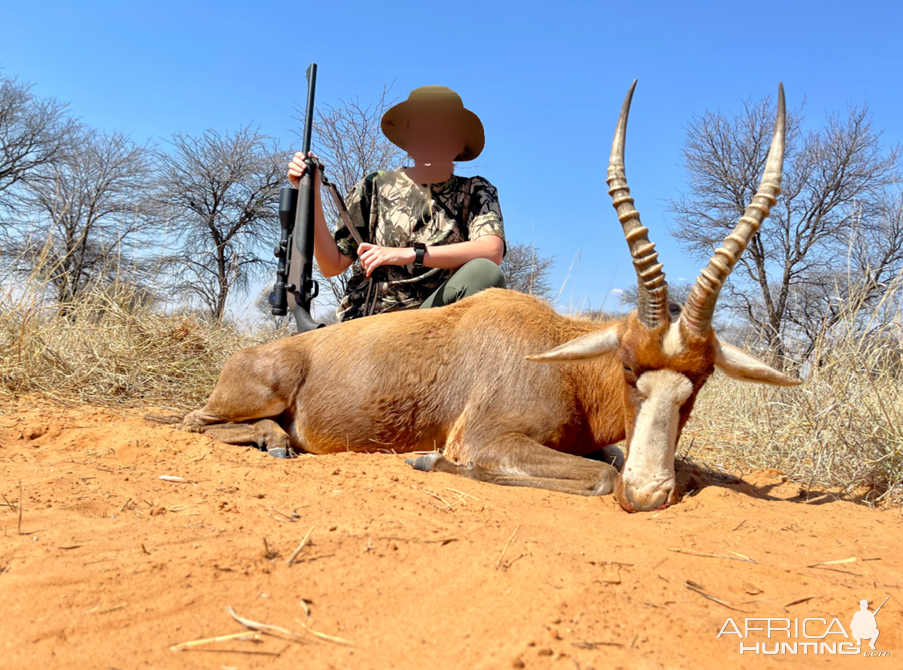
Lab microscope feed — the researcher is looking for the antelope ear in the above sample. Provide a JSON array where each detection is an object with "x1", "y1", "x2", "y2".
[
  {"x1": 527, "y1": 325, "x2": 620, "y2": 363},
  {"x1": 714, "y1": 338, "x2": 802, "y2": 386}
]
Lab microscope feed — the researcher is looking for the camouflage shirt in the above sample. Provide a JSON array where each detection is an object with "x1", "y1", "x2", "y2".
[{"x1": 333, "y1": 168, "x2": 505, "y2": 321}]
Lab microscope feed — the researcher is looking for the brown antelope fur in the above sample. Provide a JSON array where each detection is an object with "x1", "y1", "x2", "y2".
[
  {"x1": 182, "y1": 290, "x2": 627, "y2": 493},
  {"x1": 180, "y1": 81, "x2": 801, "y2": 512}
]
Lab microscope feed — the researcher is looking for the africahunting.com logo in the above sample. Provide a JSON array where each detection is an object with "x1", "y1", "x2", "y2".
[{"x1": 717, "y1": 597, "x2": 891, "y2": 657}]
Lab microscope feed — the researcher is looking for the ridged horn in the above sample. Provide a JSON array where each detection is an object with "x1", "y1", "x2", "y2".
[
  {"x1": 606, "y1": 80, "x2": 669, "y2": 330},
  {"x1": 683, "y1": 83, "x2": 787, "y2": 334}
]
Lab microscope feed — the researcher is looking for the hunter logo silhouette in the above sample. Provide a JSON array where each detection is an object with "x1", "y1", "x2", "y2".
[{"x1": 851, "y1": 597, "x2": 888, "y2": 650}]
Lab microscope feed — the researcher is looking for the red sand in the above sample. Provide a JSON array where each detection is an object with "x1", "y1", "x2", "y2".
[{"x1": 1, "y1": 398, "x2": 900, "y2": 669}]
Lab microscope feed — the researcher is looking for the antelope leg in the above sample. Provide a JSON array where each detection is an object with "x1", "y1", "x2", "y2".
[
  {"x1": 186, "y1": 419, "x2": 294, "y2": 459},
  {"x1": 407, "y1": 434, "x2": 618, "y2": 496}
]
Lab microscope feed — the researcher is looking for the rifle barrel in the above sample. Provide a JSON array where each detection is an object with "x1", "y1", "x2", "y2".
[{"x1": 301, "y1": 64, "x2": 317, "y2": 155}]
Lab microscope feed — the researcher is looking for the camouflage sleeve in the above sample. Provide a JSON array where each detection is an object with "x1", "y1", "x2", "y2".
[
  {"x1": 333, "y1": 172, "x2": 376, "y2": 261},
  {"x1": 466, "y1": 176, "x2": 506, "y2": 257}
]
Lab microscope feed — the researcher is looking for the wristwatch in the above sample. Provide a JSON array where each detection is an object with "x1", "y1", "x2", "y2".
[{"x1": 413, "y1": 242, "x2": 427, "y2": 268}]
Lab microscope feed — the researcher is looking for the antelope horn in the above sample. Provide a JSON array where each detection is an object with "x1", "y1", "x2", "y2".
[
  {"x1": 683, "y1": 83, "x2": 787, "y2": 334},
  {"x1": 606, "y1": 80, "x2": 669, "y2": 329}
]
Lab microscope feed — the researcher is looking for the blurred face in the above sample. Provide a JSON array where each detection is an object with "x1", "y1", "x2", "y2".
[{"x1": 404, "y1": 108, "x2": 464, "y2": 164}]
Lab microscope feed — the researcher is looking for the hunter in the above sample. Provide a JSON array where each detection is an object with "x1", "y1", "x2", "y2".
[{"x1": 287, "y1": 85, "x2": 507, "y2": 320}]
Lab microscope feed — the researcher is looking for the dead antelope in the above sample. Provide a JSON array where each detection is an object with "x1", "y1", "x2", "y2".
[{"x1": 179, "y1": 81, "x2": 800, "y2": 512}]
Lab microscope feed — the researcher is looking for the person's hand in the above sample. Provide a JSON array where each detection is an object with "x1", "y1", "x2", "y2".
[
  {"x1": 287, "y1": 151, "x2": 323, "y2": 189},
  {"x1": 358, "y1": 243, "x2": 416, "y2": 277}
]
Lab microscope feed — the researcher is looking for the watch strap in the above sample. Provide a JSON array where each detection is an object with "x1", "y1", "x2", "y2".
[{"x1": 413, "y1": 243, "x2": 426, "y2": 267}]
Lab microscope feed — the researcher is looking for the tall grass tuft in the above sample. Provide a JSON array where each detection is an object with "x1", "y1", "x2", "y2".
[
  {"x1": 684, "y1": 276, "x2": 903, "y2": 505},
  {"x1": 0, "y1": 262, "x2": 289, "y2": 410}
]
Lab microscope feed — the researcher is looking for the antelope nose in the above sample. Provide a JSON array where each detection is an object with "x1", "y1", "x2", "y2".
[{"x1": 614, "y1": 476, "x2": 675, "y2": 513}]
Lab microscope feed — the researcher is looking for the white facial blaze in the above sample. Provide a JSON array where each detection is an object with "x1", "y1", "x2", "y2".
[
  {"x1": 622, "y1": 370, "x2": 693, "y2": 496},
  {"x1": 662, "y1": 319, "x2": 684, "y2": 357}
]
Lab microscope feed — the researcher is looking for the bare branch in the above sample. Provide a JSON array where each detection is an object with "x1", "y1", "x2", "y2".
[
  {"x1": 157, "y1": 125, "x2": 286, "y2": 320},
  {"x1": 5, "y1": 125, "x2": 160, "y2": 307},
  {"x1": 669, "y1": 93, "x2": 902, "y2": 360},
  {"x1": 0, "y1": 72, "x2": 79, "y2": 218},
  {"x1": 500, "y1": 242, "x2": 555, "y2": 300}
]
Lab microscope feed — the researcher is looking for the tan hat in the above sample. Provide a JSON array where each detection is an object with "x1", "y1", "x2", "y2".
[{"x1": 381, "y1": 86, "x2": 484, "y2": 162}]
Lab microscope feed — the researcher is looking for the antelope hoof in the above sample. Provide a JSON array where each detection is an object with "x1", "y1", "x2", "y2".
[
  {"x1": 266, "y1": 446, "x2": 295, "y2": 459},
  {"x1": 405, "y1": 452, "x2": 445, "y2": 472},
  {"x1": 600, "y1": 445, "x2": 625, "y2": 471},
  {"x1": 592, "y1": 462, "x2": 619, "y2": 495}
]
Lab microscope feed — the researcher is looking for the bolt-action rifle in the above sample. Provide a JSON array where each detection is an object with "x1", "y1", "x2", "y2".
[{"x1": 270, "y1": 63, "x2": 366, "y2": 331}]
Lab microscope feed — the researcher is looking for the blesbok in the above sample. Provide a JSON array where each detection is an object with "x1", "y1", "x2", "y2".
[{"x1": 179, "y1": 81, "x2": 801, "y2": 512}]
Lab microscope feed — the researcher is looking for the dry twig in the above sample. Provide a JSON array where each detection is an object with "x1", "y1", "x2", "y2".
[
  {"x1": 170, "y1": 631, "x2": 261, "y2": 651},
  {"x1": 668, "y1": 548, "x2": 755, "y2": 563},
  {"x1": 684, "y1": 581, "x2": 749, "y2": 612},
  {"x1": 17, "y1": 481, "x2": 23, "y2": 535},
  {"x1": 287, "y1": 527, "x2": 314, "y2": 567},
  {"x1": 293, "y1": 618, "x2": 353, "y2": 646},
  {"x1": 496, "y1": 524, "x2": 521, "y2": 570},
  {"x1": 225, "y1": 606, "x2": 306, "y2": 642}
]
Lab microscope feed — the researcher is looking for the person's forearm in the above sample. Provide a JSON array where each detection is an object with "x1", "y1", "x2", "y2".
[
  {"x1": 310, "y1": 182, "x2": 353, "y2": 277},
  {"x1": 420, "y1": 236, "x2": 504, "y2": 269}
]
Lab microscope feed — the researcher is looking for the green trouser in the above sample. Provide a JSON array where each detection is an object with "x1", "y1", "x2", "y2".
[{"x1": 418, "y1": 258, "x2": 506, "y2": 309}]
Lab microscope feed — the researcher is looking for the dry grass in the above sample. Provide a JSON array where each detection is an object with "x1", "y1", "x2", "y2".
[
  {"x1": 684, "y1": 280, "x2": 903, "y2": 506},
  {"x1": 0, "y1": 268, "x2": 288, "y2": 410}
]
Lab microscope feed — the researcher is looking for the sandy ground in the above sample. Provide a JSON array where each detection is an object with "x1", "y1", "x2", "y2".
[{"x1": 1, "y1": 397, "x2": 901, "y2": 670}]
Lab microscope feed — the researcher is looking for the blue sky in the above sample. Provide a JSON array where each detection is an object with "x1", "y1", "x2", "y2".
[{"x1": 3, "y1": 0, "x2": 901, "y2": 316}]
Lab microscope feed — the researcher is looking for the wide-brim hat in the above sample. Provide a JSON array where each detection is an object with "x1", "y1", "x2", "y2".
[{"x1": 381, "y1": 86, "x2": 484, "y2": 162}]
